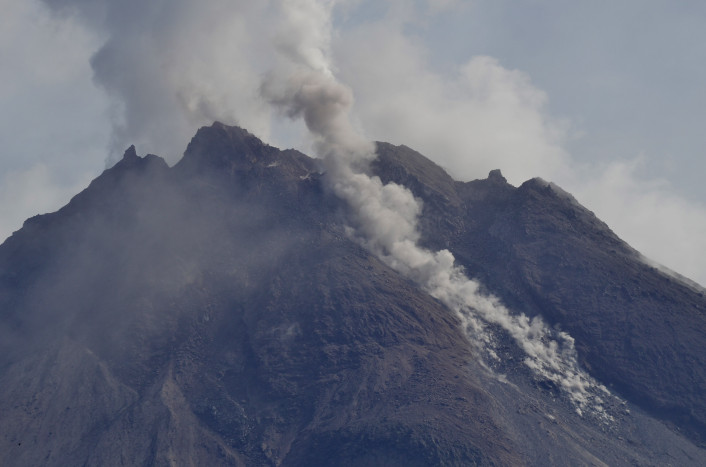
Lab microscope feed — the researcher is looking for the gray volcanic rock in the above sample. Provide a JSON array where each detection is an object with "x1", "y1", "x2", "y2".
[
  {"x1": 0, "y1": 123, "x2": 705, "y2": 465},
  {"x1": 373, "y1": 142, "x2": 706, "y2": 446}
]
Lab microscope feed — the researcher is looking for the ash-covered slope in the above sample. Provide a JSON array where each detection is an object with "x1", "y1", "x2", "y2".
[
  {"x1": 373, "y1": 142, "x2": 706, "y2": 446},
  {"x1": 0, "y1": 124, "x2": 517, "y2": 466},
  {"x1": 0, "y1": 123, "x2": 704, "y2": 466}
]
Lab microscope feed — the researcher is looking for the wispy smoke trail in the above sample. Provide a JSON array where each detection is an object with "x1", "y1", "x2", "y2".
[
  {"x1": 265, "y1": 0, "x2": 608, "y2": 415},
  {"x1": 40, "y1": 0, "x2": 274, "y2": 161},
  {"x1": 43, "y1": 0, "x2": 609, "y2": 414}
]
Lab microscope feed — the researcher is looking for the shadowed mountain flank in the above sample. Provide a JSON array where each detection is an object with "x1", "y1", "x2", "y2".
[
  {"x1": 0, "y1": 123, "x2": 705, "y2": 465},
  {"x1": 371, "y1": 142, "x2": 706, "y2": 445}
]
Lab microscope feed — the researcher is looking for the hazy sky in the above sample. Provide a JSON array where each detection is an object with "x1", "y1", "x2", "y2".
[{"x1": 2, "y1": 0, "x2": 706, "y2": 285}]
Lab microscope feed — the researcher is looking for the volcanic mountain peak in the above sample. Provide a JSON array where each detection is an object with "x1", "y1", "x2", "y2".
[
  {"x1": 0, "y1": 122, "x2": 705, "y2": 465},
  {"x1": 109, "y1": 144, "x2": 168, "y2": 173},
  {"x1": 174, "y1": 122, "x2": 316, "y2": 179},
  {"x1": 487, "y1": 169, "x2": 506, "y2": 183},
  {"x1": 372, "y1": 141, "x2": 462, "y2": 208},
  {"x1": 122, "y1": 144, "x2": 138, "y2": 161}
]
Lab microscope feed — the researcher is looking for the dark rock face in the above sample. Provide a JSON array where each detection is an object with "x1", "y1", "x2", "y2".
[
  {"x1": 373, "y1": 143, "x2": 706, "y2": 445},
  {"x1": 0, "y1": 123, "x2": 705, "y2": 465}
]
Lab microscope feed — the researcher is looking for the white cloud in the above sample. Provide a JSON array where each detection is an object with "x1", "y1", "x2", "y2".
[
  {"x1": 334, "y1": 20, "x2": 570, "y2": 186},
  {"x1": 0, "y1": 0, "x2": 109, "y2": 168},
  {"x1": 40, "y1": 0, "x2": 278, "y2": 163},
  {"x1": 7, "y1": 0, "x2": 705, "y2": 289},
  {"x1": 333, "y1": 6, "x2": 706, "y2": 286},
  {"x1": 0, "y1": 0, "x2": 109, "y2": 241},
  {"x1": 0, "y1": 164, "x2": 92, "y2": 240},
  {"x1": 571, "y1": 158, "x2": 706, "y2": 286}
]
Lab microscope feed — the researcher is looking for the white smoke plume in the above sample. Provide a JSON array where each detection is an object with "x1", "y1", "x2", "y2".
[
  {"x1": 264, "y1": 0, "x2": 608, "y2": 414},
  {"x1": 41, "y1": 0, "x2": 609, "y2": 414},
  {"x1": 40, "y1": 0, "x2": 275, "y2": 162},
  {"x1": 332, "y1": 9, "x2": 706, "y2": 287}
]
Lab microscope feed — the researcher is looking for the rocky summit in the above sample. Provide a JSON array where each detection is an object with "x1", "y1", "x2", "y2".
[{"x1": 0, "y1": 122, "x2": 705, "y2": 466}]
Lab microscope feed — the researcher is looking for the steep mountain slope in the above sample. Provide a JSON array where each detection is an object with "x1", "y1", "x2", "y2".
[
  {"x1": 373, "y1": 142, "x2": 706, "y2": 445},
  {"x1": 0, "y1": 123, "x2": 704, "y2": 465}
]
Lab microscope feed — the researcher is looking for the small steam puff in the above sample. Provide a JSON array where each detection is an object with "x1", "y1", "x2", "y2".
[{"x1": 267, "y1": 0, "x2": 610, "y2": 417}]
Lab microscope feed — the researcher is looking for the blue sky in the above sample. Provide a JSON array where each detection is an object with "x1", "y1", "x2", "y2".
[{"x1": 2, "y1": 0, "x2": 705, "y2": 285}]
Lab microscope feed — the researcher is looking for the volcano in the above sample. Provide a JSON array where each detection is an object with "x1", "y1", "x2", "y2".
[{"x1": 0, "y1": 122, "x2": 705, "y2": 466}]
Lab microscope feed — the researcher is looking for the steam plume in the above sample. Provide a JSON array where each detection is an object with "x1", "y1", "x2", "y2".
[
  {"x1": 43, "y1": 0, "x2": 609, "y2": 414},
  {"x1": 40, "y1": 0, "x2": 274, "y2": 161},
  {"x1": 264, "y1": 0, "x2": 608, "y2": 414}
]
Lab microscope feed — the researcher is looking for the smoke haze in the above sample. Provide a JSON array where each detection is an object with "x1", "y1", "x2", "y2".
[
  {"x1": 41, "y1": 0, "x2": 276, "y2": 162},
  {"x1": 28, "y1": 0, "x2": 698, "y2": 410},
  {"x1": 260, "y1": 0, "x2": 608, "y2": 413},
  {"x1": 330, "y1": 6, "x2": 706, "y2": 286},
  {"x1": 1, "y1": 0, "x2": 704, "y2": 287}
]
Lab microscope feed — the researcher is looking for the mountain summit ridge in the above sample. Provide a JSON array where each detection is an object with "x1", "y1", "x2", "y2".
[{"x1": 0, "y1": 122, "x2": 704, "y2": 466}]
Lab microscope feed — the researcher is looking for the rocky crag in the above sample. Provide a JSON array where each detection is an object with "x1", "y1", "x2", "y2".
[{"x1": 0, "y1": 122, "x2": 704, "y2": 466}]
